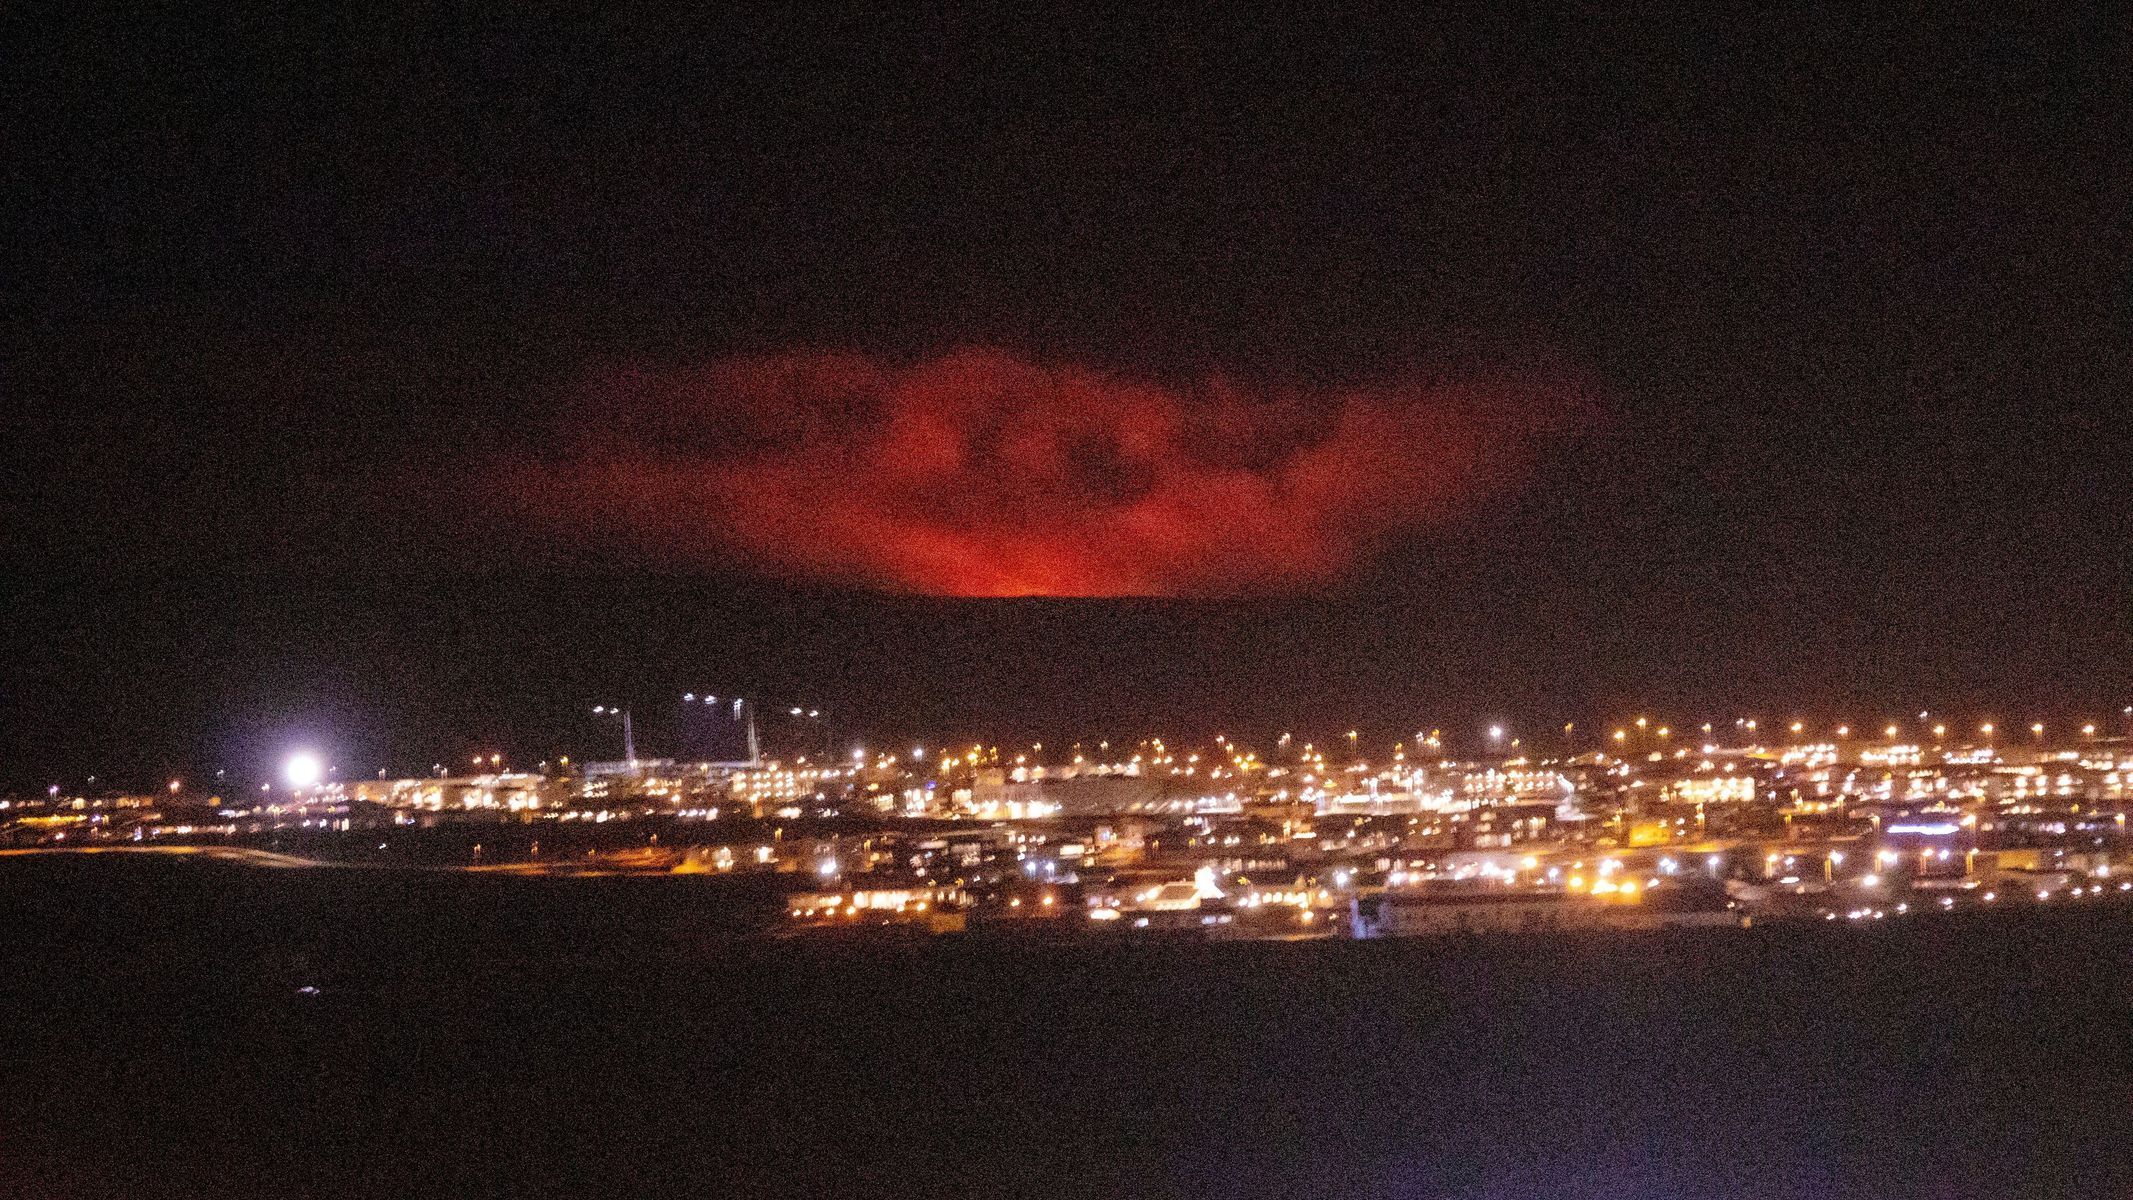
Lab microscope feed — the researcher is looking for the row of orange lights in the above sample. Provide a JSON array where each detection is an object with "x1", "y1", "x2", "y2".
[{"x1": 1604, "y1": 716, "x2": 2118, "y2": 743}]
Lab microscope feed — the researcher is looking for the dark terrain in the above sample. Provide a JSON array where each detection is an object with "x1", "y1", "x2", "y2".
[{"x1": 5, "y1": 856, "x2": 2132, "y2": 1199}]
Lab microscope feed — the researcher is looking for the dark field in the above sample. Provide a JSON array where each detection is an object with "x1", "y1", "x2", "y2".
[{"x1": 5, "y1": 857, "x2": 2133, "y2": 1199}]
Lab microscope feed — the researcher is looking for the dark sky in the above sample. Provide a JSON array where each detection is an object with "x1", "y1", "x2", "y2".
[{"x1": 5, "y1": 4, "x2": 2129, "y2": 788}]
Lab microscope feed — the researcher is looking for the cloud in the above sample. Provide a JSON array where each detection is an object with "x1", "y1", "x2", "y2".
[{"x1": 514, "y1": 348, "x2": 1581, "y2": 596}]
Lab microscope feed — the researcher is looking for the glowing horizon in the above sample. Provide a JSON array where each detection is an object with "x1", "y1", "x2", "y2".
[{"x1": 514, "y1": 347, "x2": 1584, "y2": 597}]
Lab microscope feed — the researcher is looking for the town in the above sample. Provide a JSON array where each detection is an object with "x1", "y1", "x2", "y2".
[{"x1": 10, "y1": 707, "x2": 2133, "y2": 941}]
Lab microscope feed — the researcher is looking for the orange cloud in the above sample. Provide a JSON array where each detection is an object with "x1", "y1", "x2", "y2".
[{"x1": 519, "y1": 348, "x2": 1581, "y2": 596}]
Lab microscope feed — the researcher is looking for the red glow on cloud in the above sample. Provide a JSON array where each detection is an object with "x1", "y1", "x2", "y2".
[{"x1": 523, "y1": 349, "x2": 1578, "y2": 597}]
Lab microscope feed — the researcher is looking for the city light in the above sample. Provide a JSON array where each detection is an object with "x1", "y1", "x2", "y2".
[
  {"x1": 11, "y1": 701, "x2": 2133, "y2": 946},
  {"x1": 8, "y1": 21, "x2": 2129, "y2": 1194}
]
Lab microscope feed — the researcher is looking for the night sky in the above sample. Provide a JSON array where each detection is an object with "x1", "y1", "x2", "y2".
[{"x1": 6, "y1": 5, "x2": 2128, "y2": 788}]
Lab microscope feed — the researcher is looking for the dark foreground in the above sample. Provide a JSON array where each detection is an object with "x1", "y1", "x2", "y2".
[{"x1": 5, "y1": 857, "x2": 2132, "y2": 1199}]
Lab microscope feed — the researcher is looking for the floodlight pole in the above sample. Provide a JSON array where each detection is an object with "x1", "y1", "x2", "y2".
[
  {"x1": 737, "y1": 698, "x2": 761, "y2": 766},
  {"x1": 593, "y1": 705, "x2": 637, "y2": 767}
]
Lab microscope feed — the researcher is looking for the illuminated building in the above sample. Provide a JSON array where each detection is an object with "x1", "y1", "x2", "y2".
[{"x1": 1663, "y1": 776, "x2": 1755, "y2": 805}]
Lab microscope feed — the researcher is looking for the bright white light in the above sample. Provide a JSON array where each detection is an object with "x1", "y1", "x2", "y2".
[{"x1": 283, "y1": 752, "x2": 323, "y2": 788}]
